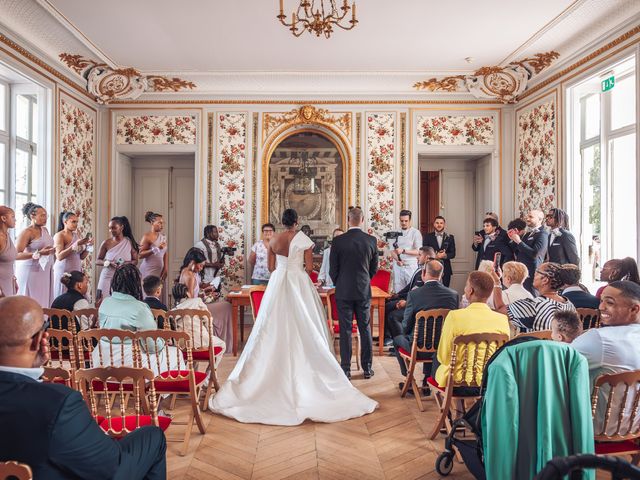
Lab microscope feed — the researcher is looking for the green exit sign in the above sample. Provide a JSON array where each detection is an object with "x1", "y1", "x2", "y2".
[{"x1": 602, "y1": 76, "x2": 615, "y2": 92}]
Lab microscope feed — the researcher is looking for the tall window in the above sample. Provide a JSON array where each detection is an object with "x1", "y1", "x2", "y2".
[
  {"x1": 14, "y1": 93, "x2": 39, "y2": 219},
  {"x1": 568, "y1": 56, "x2": 637, "y2": 287},
  {"x1": 0, "y1": 80, "x2": 8, "y2": 206}
]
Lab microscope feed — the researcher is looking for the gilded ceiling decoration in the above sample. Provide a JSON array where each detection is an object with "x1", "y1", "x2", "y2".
[
  {"x1": 59, "y1": 53, "x2": 196, "y2": 104},
  {"x1": 413, "y1": 51, "x2": 560, "y2": 104},
  {"x1": 262, "y1": 105, "x2": 352, "y2": 144}
]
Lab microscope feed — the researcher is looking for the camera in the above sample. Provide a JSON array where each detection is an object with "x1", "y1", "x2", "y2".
[
  {"x1": 220, "y1": 246, "x2": 237, "y2": 257},
  {"x1": 384, "y1": 231, "x2": 402, "y2": 249}
]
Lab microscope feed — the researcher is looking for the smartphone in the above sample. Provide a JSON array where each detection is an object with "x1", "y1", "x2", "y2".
[{"x1": 493, "y1": 252, "x2": 502, "y2": 272}]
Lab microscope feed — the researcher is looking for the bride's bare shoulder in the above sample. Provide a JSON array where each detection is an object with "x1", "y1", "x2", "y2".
[{"x1": 270, "y1": 231, "x2": 297, "y2": 256}]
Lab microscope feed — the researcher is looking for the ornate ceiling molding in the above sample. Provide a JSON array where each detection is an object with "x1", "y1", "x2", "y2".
[
  {"x1": 413, "y1": 51, "x2": 560, "y2": 104},
  {"x1": 58, "y1": 53, "x2": 196, "y2": 104},
  {"x1": 262, "y1": 105, "x2": 352, "y2": 145}
]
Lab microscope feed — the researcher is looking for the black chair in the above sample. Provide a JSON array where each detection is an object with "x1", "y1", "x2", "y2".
[{"x1": 535, "y1": 454, "x2": 640, "y2": 480}]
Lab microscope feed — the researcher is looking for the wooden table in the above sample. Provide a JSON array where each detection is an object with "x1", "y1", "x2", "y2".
[{"x1": 227, "y1": 285, "x2": 390, "y2": 356}]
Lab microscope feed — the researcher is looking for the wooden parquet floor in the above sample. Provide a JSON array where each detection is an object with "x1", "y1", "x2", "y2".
[{"x1": 165, "y1": 349, "x2": 476, "y2": 480}]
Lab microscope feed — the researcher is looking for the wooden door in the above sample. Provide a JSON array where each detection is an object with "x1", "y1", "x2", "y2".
[{"x1": 419, "y1": 171, "x2": 440, "y2": 235}]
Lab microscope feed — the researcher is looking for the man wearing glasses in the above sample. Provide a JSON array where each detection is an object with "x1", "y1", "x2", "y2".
[{"x1": 0, "y1": 296, "x2": 167, "y2": 479}]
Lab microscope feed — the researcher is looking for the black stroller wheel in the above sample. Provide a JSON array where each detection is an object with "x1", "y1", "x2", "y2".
[{"x1": 435, "y1": 452, "x2": 454, "y2": 476}]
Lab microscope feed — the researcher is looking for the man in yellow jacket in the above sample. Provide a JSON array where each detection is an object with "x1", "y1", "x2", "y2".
[{"x1": 434, "y1": 271, "x2": 510, "y2": 387}]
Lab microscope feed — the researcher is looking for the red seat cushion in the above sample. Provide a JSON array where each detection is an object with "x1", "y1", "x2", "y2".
[
  {"x1": 91, "y1": 380, "x2": 134, "y2": 392},
  {"x1": 99, "y1": 415, "x2": 172, "y2": 436},
  {"x1": 595, "y1": 440, "x2": 640, "y2": 455},
  {"x1": 188, "y1": 346, "x2": 224, "y2": 361},
  {"x1": 426, "y1": 376, "x2": 445, "y2": 392},
  {"x1": 398, "y1": 347, "x2": 411, "y2": 357},
  {"x1": 332, "y1": 323, "x2": 359, "y2": 334},
  {"x1": 250, "y1": 291, "x2": 265, "y2": 317},
  {"x1": 371, "y1": 270, "x2": 391, "y2": 293},
  {"x1": 154, "y1": 370, "x2": 207, "y2": 392}
]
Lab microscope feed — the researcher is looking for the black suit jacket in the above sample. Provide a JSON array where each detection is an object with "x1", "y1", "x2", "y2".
[
  {"x1": 0, "y1": 371, "x2": 129, "y2": 479},
  {"x1": 394, "y1": 266, "x2": 425, "y2": 301},
  {"x1": 561, "y1": 289, "x2": 600, "y2": 309},
  {"x1": 547, "y1": 229, "x2": 580, "y2": 266},
  {"x1": 144, "y1": 297, "x2": 168, "y2": 311},
  {"x1": 472, "y1": 228, "x2": 513, "y2": 270},
  {"x1": 511, "y1": 228, "x2": 549, "y2": 278},
  {"x1": 401, "y1": 281, "x2": 459, "y2": 338},
  {"x1": 330, "y1": 228, "x2": 378, "y2": 301},
  {"x1": 423, "y1": 232, "x2": 456, "y2": 278}
]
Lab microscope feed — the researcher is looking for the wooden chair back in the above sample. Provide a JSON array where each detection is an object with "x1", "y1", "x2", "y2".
[
  {"x1": 0, "y1": 461, "x2": 33, "y2": 480},
  {"x1": 591, "y1": 369, "x2": 640, "y2": 441},
  {"x1": 76, "y1": 366, "x2": 158, "y2": 438},
  {"x1": 166, "y1": 309, "x2": 214, "y2": 354},
  {"x1": 134, "y1": 330, "x2": 191, "y2": 380},
  {"x1": 412, "y1": 309, "x2": 451, "y2": 354},
  {"x1": 43, "y1": 308, "x2": 76, "y2": 334},
  {"x1": 150, "y1": 309, "x2": 167, "y2": 330},
  {"x1": 371, "y1": 269, "x2": 392, "y2": 293},
  {"x1": 449, "y1": 333, "x2": 509, "y2": 388},
  {"x1": 77, "y1": 329, "x2": 139, "y2": 368},
  {"x1": 577, "y1": 308, "x2": 600, "y2": 330},
  {"x1": 73, "y1": 308, "x2": 99, "y2": 331},
  {"x1": 248, "y1": 287, "x2": 267, "y2": 321},
  {"x1": 324, "y1": 289, "x2": 339, "y2": 329},
  {"x1": 46, "y1": 329, "x2": 76, "y2": 381},
  {"x1": 514, "y1": 330, "x2": 553, "y2": 340}
]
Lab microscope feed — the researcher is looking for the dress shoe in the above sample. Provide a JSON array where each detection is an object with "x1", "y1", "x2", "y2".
[
  {"x1": 363, "y1": 369, "x2": 374, "y2": 379},
  {"x1": 344, "y1": 370, "x2": 351, "y2": 380},
  {"x1": 421, "y1": 378, "x2": 431, "y2": 397},
  {"x1": 383, "y1": 338, "x2": 394, "y2": 347}
]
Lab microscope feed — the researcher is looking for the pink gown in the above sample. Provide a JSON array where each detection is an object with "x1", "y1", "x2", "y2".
[
  {"x1": 97, "y1": 238, "x2": 132, "y2": 299},
  {"x1": 16, "y1": 228, "x2": 54, "y2": 307},
  {"x1": 0, "y1": 234, "x2": 17, "y2": 296},
  {"x1": 139, "y1": 233, "x2": 166, "y2": 279},
  {"x1": 52, "y1": 232, "x2": 83, "y2": 298}
]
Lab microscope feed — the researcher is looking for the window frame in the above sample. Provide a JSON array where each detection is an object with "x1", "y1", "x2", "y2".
[{"x1": 0, "y1": 77, "x2": 8, "y2": 206}]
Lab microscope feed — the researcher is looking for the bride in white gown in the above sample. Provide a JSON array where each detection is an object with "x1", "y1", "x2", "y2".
[{"x1": 209, "y1": 209, "x2": 378, "y2": 425}]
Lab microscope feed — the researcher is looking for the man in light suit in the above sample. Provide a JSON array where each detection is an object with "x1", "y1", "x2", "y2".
[
  {"x1": 508, "y1": 210, "x2": 550, "y2": 293},
  {"x1": 0, "y1": 296, "x2": 167, "y2": 480},
  {"x1": 393, "y1": 261, "x2": 459, "y2": 394},
  {"x1": 422, "y1": 216, "x2": 456, "y2": 287},
  {"x1": 545, "y1": 207, "x2": 580, "y2": 266},
  {"x1": 330, "y1": 207, "x2": 379, "y2": 379}
]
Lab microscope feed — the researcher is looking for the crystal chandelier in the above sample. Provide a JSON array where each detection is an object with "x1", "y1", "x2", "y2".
[
  {"x1": 277, "y1": 0, "x2": 358, "y2": 38},
  {"x1": 289, "y1": 151, "x2": 319, "y2": 194}
]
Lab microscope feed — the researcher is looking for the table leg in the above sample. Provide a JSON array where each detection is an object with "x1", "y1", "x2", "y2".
[
  {"x1": 231, "y1": 303, "x2": 239, "y2": 356},
  {"x1": 378, "y1": 300, "x2": 385, "y2": 356},
  {"x1": 240, "y1": 306, "x2": 245, "y2": 344}
]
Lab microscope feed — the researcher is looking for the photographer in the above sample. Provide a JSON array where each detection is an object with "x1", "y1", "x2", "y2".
[
  {"x1": 389, "y1": 210, "x2": 422, "y2": 292},
  {"x1": 194, "y1": 225, "x2": 224, "y2": 285}
]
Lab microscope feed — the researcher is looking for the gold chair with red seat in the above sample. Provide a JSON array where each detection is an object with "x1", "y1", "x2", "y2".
[
  {"x1": 75, "y1": 366, "x2": 171, "y2": 438},
  {"x1": 325, "y1": 288, "x2": 360, "y2": 371},
  {"x1": 72, "y1": 308, "x2": 99, "y2": 331},
  {"x1": 591, "y1": 369, "x2": 640, "y2": 460},
  {"x1": 398, "y1": 308, "x2": 450, "y2": 411},
  {"x1": 577, "y1": 308, "x2": 601, "y2": 331},
  {"x1": 248, "y1": 286, "x2": 267, "y2": 320},
  {"x1": 135, "y1": 330, "x2": 206, "y2": 456},
  {"x1": 371, "y1": 269, "x2": 392, "y2": 293},
  {"x1": 513, "y1": 330, "x2": 553, "y2": 340},
  {"x1": 44, "y1": 328, "x2": 76, "y2": 387}
]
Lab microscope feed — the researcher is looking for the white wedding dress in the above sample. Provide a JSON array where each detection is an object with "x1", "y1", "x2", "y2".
[{"x1": 209, "y1": 231, "x2": 378, "y2": 425}]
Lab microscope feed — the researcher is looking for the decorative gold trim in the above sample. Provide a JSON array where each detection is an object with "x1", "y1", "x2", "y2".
[
  {"x1": 207, "y1": 113, "x2": 214, "y2": 223},
  {"x1": 251, "y1": 112, "x2": 259, "y2": 246},
  {"x1": 110, "y1": 99, "x2": 503, "y2": 105},
  {"x1": 400, "y1": 113, "x2": 407, "y2": 210},
  {"x1": 262, "y1": 105, "x2": 351, "y2": 144},
  {"x1": 261, "y1": 123, "x2": 352, "y2": 230},
  {"x1": 355, "y1": 113, "x2": 361, "y2": 205}
]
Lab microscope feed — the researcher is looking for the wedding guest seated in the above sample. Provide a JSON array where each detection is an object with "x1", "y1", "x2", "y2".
[
  {"x1": 559, "y1": 264, "x2": 599, "y2": 309},
  {"x1": 51, "y1": 270, "x2": 91, "y2": 311},
  {"x1": 432, "y1": 272, "x2": 510, "y2": 388},
  {"x1": 143, "y1": 275, "x2": 168, "y2": 311},
  {"x1": 551, "y1": 310, "x2": 583, "y2": 343},
  {"x1": 317, "y1": 228, "x2": 344, "y2": 288},
  {"x1": 495, "y1": 262, "x2": 575, "y2": 333},
  {"x1": 488, "y1": 261, "x2": 533, "y2": 310},
  {"x1": 597, "y1": 257, "x2": 640, "y2": 298},
  {"x1": 172, "y1": 283, "x2": 226, "y2": 363},
  {"x1": 386, "y1": 246, "x2": 435, "y2": 341},
  {"x1": 392, "y1": 260, "x2": 458, "y2": 394},
  {"x1": 572, "y1": 281, "x2": 640, "y2": 434},
  {"x1": 96, "y1": 264, "x2": 178, "y2": 375},
  {"x1": 0, "y1": 296, "x2": 167, "y2": 479}
]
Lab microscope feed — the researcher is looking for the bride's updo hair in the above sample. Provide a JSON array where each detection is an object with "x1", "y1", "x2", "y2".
[{"x1": 282, "y1": 208, "x2": 298, "y2": 227}]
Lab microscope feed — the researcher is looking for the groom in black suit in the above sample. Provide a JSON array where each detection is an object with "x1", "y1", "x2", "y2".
[
  {"x1": 422, "y1": 216, "x2": 456, "y2": 287},
  {"x1": 0, "y1": 296, "x2": 167, "y2": 480},
  {"x1": 330, "y1": 207, "x2": 379, "y2": 379}
]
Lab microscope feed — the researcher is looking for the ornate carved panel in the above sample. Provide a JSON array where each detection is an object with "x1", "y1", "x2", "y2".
[{"x1": 262, "y1": 105, "x2": 352, "y2": 145}]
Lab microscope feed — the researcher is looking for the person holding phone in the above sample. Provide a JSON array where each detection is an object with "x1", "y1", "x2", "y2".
[
  {"x1": 52, "y1": 211, "x2": 93, "y2": 298},
  {"x1": 471, "y1": 216, "x2": 512, "y2": 271}
]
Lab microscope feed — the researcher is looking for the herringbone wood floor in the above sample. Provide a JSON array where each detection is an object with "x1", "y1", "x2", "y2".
[{"x1": 165, "y1": 346, "x2": 476, "y2": 480}]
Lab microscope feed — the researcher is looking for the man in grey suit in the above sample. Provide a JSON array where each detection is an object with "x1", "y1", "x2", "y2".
[
  {"x1": 330, "y1": 207, "x2": 379, "y2": 379},
  {"x1": 392, "y1": 261, "x2": 459, "y2": 394}
]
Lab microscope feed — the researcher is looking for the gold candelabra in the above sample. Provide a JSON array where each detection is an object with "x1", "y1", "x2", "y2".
[{"x1": 277, "y1": 0, "x2": 358, "y2": 38}]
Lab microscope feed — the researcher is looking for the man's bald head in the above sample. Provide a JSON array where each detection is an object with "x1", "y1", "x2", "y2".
[
  {"x1": 0, "y1": 296, "x2": 44, "y2": 348},
  {"x1": 423, "y1": 260, "x2": 444, "y2": 281}
]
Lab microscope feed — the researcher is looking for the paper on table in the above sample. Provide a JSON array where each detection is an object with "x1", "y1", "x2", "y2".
[
  {"x1": 241, "y1": 285, "x2": 253, "y2": 289},
  {"x1": 211, "y1": 276, "x2": 222, "y2": 290}
]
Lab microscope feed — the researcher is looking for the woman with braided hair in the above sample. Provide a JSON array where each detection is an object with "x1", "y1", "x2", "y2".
[
  {"x1": 492, "y1": 262, "x2": 576, "y2": 333},
  {"x1": 96, "y1": 216, "x2": 139, "y2": 302},
  {"x1": 139, "y1": 211, "x2": 168, "y2": 284},
  {"x1": 596, "y1": 257, "x2": 640, "y2": 298}
]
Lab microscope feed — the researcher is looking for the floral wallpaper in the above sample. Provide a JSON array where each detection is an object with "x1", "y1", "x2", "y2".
[
  {"x1": 116, "y1": 115, "x2": 197, "y2": 144},
  {"x1": 416, "y1": 115, "x2": 495, "y2": 145},
  {"x1": 216, "y1": 113, "x2": 247, "y2": 288},
  {"x1": 516, "y1": 99, "x2": 556, "y2": 216},
  {"x1": 59, "y1": 96, "x2": 96, "y2": 294},
  {"x1": 366, "y1": 113, "x2": 395, "y2": 270}
]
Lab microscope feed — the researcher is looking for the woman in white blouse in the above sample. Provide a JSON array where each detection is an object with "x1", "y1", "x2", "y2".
[
  {"x1": 249, "y1": 223, "x2": 275, "y2": 285},
  {"x1": 492, "y1": 261, "x2": 534, "y2": 306}
]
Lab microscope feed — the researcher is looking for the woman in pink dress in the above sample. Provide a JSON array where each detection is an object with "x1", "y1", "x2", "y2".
[
  {"x1": 96, "y1": 216, "x2": 139, "y2": 302},
  {"x1": 139, "y1": 211, "x2": 168, "y2": 295},
  {"x1": 15, "y1": 202, "x2": 55, "y2": 307},
  {"x1": 53, "y1": 211, "x2": 93, "y2": 298},
  {"x1": 0, "y1": 206, "x2": 18, "y2": 297},
  {"x1": 178, "y1": 247, "x2": 233, "y2": 347}
]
